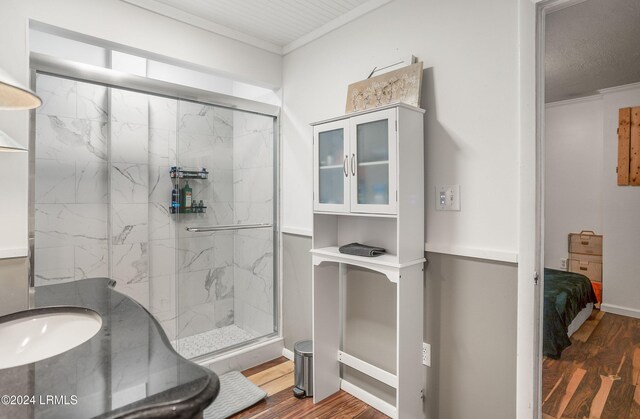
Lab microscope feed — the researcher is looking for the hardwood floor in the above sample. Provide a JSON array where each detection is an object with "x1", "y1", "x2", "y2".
[
  {"x1": 231, "y1": 316, "x2": 640, "y2": 419},
  {"x1": 542, "y1": 310, "x2": 640, "y2": 418},
  {"x1": 229, "y1": 356, "x2": 389, "y2": 419}
]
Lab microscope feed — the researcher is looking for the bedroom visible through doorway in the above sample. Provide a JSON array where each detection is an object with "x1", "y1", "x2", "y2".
[{"x1": 539, "y1": 0, "x2": 640, "y2": 417}]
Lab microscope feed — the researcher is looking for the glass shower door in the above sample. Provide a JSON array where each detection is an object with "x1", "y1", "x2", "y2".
[
  {"x1": 32, "y1": 72, "x2": 277, "y2": 361},
  {"x1": 174, "y1": 100, "x2": 276, "y2": 359}
]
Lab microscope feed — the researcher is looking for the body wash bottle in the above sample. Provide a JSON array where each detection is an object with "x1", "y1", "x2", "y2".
[{"x1": 171, "y1": 185, "x2": 181, "y2": 213}]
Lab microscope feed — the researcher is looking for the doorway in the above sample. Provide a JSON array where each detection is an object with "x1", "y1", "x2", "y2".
[{"x1": 537, "y1": 0, "x2": 640, "y2": 417}]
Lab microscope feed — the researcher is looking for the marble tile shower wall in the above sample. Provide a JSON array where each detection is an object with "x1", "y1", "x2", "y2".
[
  {"x1": 232, "y1": 111, "x2": 275, "y2": 338},
  {"x1": 34, "y1": 75, "x2": 175, "y2": 337},
  {"x1": 175, "y1": 103, "x2": 236, "y2": 341},
  {"x1": 35, "y1": 74, "x2": 109, "y2": 286},
  {"x1": 147, "y1": 96, "x2": 178, "y2": 340},
  {"x1": 34, "y1": 74, "x2": 274, "y2": 348},
  {"x1": 110, "y1": 89, "x2": 151, "y2": 309}
]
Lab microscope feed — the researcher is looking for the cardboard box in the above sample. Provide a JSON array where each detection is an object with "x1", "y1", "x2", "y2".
[
  {"x1": 568, "y1": 231, "x2": 603, "y2": 256},
  {"x1": 569, "y1": 253, "x2": 602, "y2": 283}
]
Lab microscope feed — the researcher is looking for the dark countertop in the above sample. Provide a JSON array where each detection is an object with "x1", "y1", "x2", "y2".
[{"x1": 0, "y1": 278, "x2": 219, "y2": 419}]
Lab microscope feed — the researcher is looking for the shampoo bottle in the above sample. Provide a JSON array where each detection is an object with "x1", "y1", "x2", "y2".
[{"x1": 182, "y1": 182, "x2": 192, "y2": 210}]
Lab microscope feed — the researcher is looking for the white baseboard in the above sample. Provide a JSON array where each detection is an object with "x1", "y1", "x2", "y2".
[
  {"x1": 340, "y1": 379, "x2": 397, "y2": 418},
  {"x1": 282, "y1": 347, "x2": 294, "y2": 360},
  {"x1": 600, "y1": 303, "x2": 640, "y2": 319}
]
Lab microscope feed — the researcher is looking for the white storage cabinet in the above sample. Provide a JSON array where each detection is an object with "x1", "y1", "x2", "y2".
[{"x1": 311, "y1": 103, "x2": 426, "y2": 418}]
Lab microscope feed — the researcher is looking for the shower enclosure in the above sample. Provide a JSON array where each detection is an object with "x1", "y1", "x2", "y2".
[{"x1": 31, "y1": 70, "x2": 278, "y2": 360}]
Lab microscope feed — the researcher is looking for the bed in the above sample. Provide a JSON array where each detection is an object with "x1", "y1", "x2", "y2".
[{"x1": 543, "y1": 268, "x2": 598, "y2": 359}]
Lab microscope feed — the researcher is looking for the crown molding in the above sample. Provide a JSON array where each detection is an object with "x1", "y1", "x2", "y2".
[
  {"x1": 121, "y1": 0, "x2": 393, "y2": 56},
  {"x1": 598, "y1": 81, "x2": 640, "y2": 95},
  {"x1": 545, "y1": 93, "x2": 602, "y2": 108},
  {"x1": 282, "y1": 0, "x2": 392, "y2": 55},
  {"x1": 121, "y1": 0, "x2": 283, "y2": 55}
]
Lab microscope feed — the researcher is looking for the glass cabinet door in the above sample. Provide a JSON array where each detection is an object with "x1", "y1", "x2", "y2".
[
  {"x1": 314, "y1": 120, "x2": 350, "y2": 212},
  {"x1": 350, "y1": 109, "x2": 397, "y2": 214}
]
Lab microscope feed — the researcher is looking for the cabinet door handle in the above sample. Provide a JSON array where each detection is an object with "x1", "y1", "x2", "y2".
[
  {"x1": 351, "y1": 153, "x2": 356, "y2": 176},
  {"x1": 343, "y1": 155, "x2": 349, "y2": 177}
]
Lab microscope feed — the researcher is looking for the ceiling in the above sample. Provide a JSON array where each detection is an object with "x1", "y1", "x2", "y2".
[
  {"x1": 546, "y1": 0, "x2": 640, "y2": 103},
  {"x1": 122, "y1": 0, "x2": 391, "y2": 55}
]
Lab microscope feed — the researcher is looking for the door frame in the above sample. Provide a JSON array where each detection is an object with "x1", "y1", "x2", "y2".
[{"x1": 524, "y1": 1, "x2": 592, "y2": 418}]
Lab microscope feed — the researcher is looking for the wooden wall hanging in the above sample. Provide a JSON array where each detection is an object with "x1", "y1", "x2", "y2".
[
  {"x1": 618, "y1": 106, "x2": 640, "y2": 185},
  {"x1": 345, "y1": 62, "x2": 423, "y2": 113}
]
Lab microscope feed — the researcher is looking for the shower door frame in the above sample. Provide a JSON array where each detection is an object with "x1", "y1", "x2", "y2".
[{"x1": 28, "y1": 53, "x2": 282, "y2": 355}]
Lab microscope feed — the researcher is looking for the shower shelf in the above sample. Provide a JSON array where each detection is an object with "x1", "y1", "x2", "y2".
[
  {"x1": 170, "y1": 206, "x2": 207, "y2": 214},
  {"x1": 170, "y1": 167, "x2": 209, "y2": 179}
]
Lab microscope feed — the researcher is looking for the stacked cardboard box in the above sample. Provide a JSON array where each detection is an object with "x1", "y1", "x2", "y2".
[{"x1": 568, "y1": 231, "x2": 602, "y2": 305}]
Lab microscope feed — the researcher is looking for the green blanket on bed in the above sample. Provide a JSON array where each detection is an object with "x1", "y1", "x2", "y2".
[{"x1": 544, "y1": 268, "x2": 598, "y2": 359}]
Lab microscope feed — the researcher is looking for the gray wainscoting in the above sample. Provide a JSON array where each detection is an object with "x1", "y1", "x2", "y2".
[
  {"x1": 423, "y1": 252, "x2": 517, "y2": 419},
  {"x1": 281, "y1": 233, "x2": 518, "y2": 419},
  {"x1": 282, "y1": 233, "x2": 312, "y2": 350}
]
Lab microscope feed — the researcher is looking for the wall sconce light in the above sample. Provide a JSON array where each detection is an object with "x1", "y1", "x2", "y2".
[{"x1": 0, "y1": 68, "x2": 42, "y2": 152}]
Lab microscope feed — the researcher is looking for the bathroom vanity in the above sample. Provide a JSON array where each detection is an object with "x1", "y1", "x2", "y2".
[{"x1": 0, "y1": 278, "x2": 219, "y2": 418}]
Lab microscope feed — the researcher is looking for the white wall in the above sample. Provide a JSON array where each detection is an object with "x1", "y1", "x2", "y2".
[
  {"x1": 601, "y1": 85, "x2": 640, "y2": 316},
  {"x1": 282, "y1": 0, "x2": 520, "y2": 255},
  {"x1": 544, "y1": 85, "x2": 640, "y2": 317},
  {"x1": 0, "y1": 0, "x2": 282, "y2": 256},
  {"x1": 544, "y1": 97, "x2": 603, "y2": 270},
  {"x1": 30, "y1": 29, "x2": 108, "y2": 67},
  {"x1": 282, "y1": 0, "x2": 538, "y2": 417}
]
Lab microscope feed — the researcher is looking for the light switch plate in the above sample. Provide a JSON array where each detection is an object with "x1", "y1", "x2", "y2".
[{"x1": 435, "y1": 185, "x2": 460, "y2": 211}]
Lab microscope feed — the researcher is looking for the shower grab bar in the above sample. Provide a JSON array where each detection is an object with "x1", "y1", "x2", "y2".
[{"x1": 185, "y1": 223, "x2": 273, "y2": 232}]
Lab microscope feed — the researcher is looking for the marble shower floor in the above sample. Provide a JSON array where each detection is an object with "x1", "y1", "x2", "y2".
[{"x1": 172, "y1": 324, "x2": 258, "y2": 359}]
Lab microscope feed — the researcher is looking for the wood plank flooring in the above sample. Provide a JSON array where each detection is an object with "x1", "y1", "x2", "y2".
[
  {"x1": 542, "y1": 310, "x2": 640, "y2": 418},
  {"x1": 229, "y1": 356, "x2": 389, "y2": 419}
]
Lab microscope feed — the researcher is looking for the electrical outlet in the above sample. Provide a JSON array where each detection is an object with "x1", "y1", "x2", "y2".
[
  {"x1": 560, "y1": 258, "x2": 567, "y2": 270},
  {"x1": 422, "y1": 342, "x2": 431, "y2": 366}
]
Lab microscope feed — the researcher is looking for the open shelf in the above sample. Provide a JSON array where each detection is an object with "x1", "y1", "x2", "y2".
[
  {"x1": 358, "y1": 160, "x2": 389, "y2": 166},
  {"x1": 313, "y1": 211, "x2": 397, "y2": 218},
  {"x1": 170, "y1": 206, "x2": 207, "y2": 214},
  {"x1": 170, "y1": 167, "x2": 209, "y2": 179},
  {"x1": 312, "y1": 246, "x2": 419, "y2": 269},
  {"x1": 313, "y1": 213, "x2": 399, "y2": 255},
  {"x1": 311, "y1": 246, "x2": 424, "y2": 283},
  {"x1": 312, "y1": 245, "x2": 398, "y2": 266}
]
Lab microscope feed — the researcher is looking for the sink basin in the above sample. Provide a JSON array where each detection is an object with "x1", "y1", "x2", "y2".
[{"x1": 0, "y1": 307, "x2": 102, "y2": 369}]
